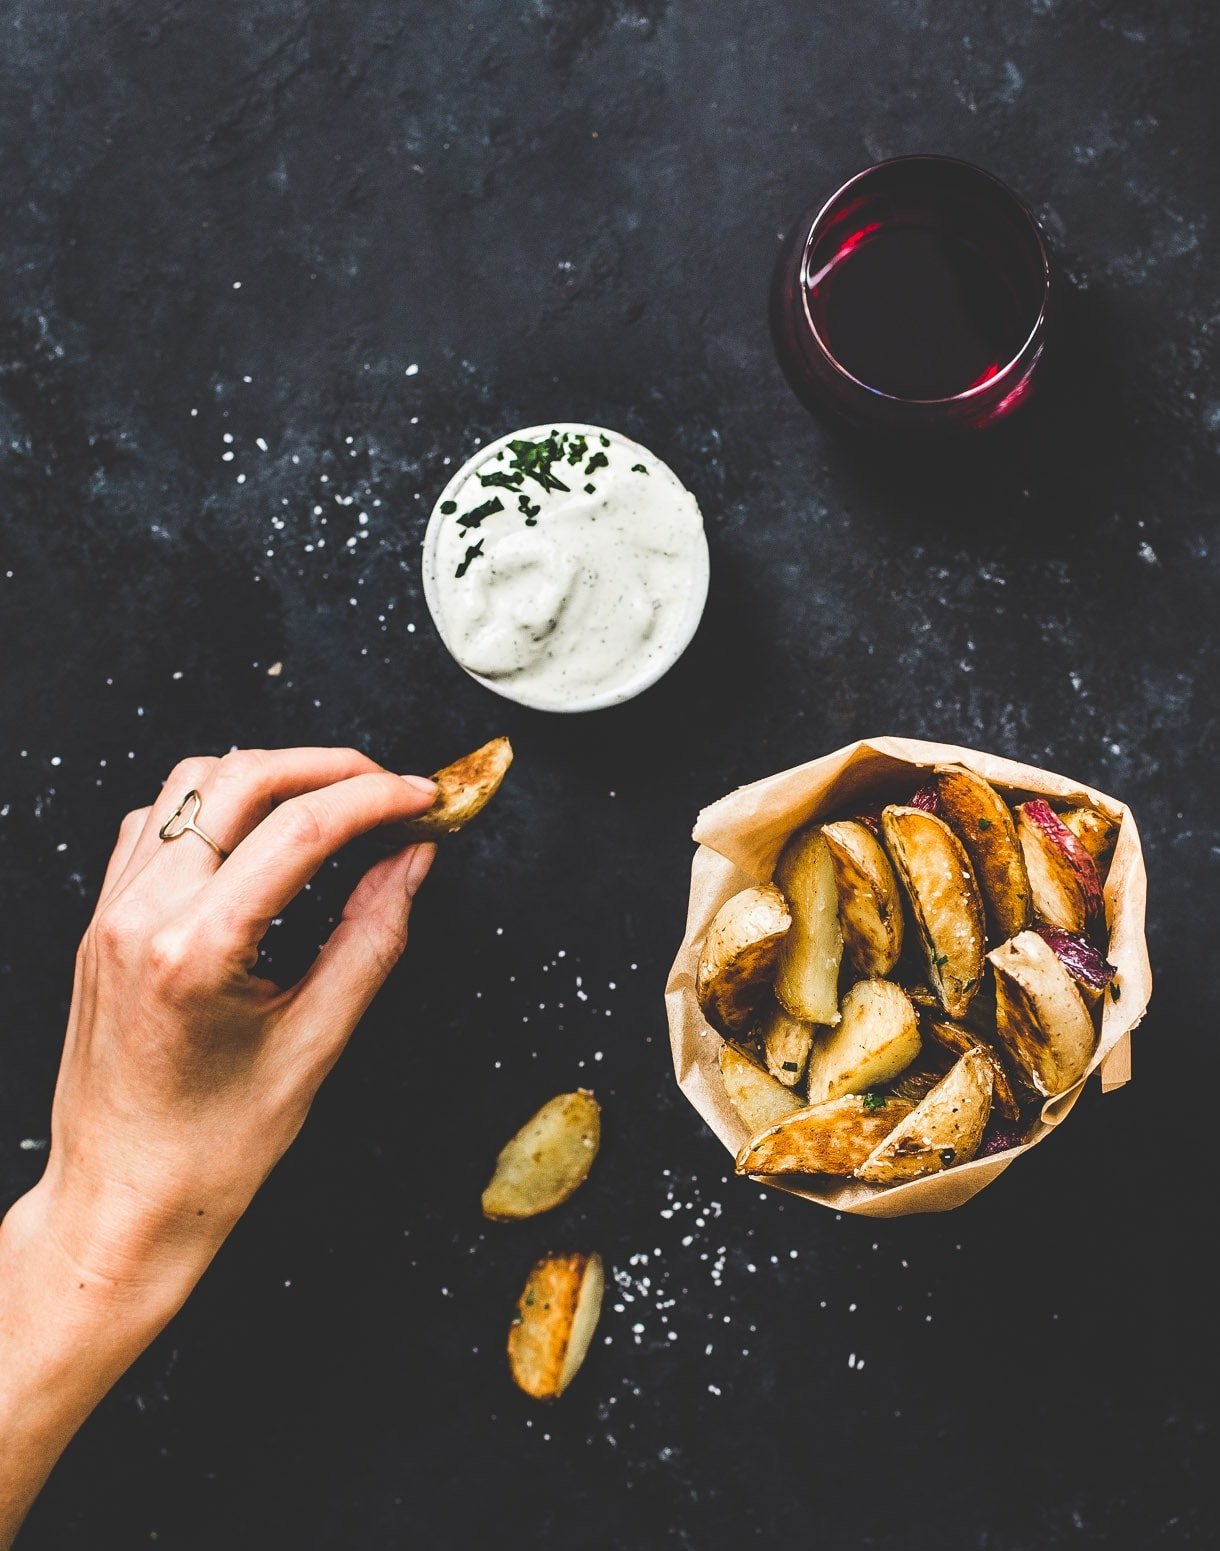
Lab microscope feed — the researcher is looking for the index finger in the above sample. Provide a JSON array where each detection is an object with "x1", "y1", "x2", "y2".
[{"x1": 197, "y1": 770, "x2": 438, "y2": 944}]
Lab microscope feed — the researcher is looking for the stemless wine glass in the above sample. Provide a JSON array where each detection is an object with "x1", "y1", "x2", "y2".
[{"x1": 770, "y1": 155, "x2": 1054, "y2": 435}]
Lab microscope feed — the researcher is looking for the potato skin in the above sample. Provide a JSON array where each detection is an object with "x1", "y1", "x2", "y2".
[
  {"x1": 1061, "y1": 807, "x2": 1119, "y2": 879},
  {"x1": 507, "y1": 1252, "x2": 603, "y2": 1401},
  {"x1": 822, "y1": 820, "x2": 904, "y2": 977},
  {"x1": 696, "y1": 884, "x2": 792, "y2": 1035},
  {"x1": 934, "y1": 764, "x2": 1032, "y2": 941},
  {"x1": 1014, "y1": 804, "x2": 1088, "y2": 933},
  {"x1": 988, "y1": 931, "x2": 1097, "y2": 1097},
  {"x1": 395, "y1": 736, "x2": 514, "y2": 840},
  {"x1": 923, "y1": 1016, "x2": 1023, "y2": 1122},
  {"x1": 736, "y1": 1093, "x2": 915, "y2": 1178},
  {"x1": 855, "y1": 1048, "x2": 993, "y2": 1184},
  {"x1": 881, "y1": 805, "x2": 985, "y2": 1020}
]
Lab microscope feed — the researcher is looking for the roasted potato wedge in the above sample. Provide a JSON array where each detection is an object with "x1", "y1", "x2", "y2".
[
  {"x1": 934, "y1": 764, "x2": 1032, "y2": 940},
  {"x1": 988, "y1": 931, "x2": 1097, "y2": 1097},
  {"x1": 1015, "y1": 800, "x2": 1104, "y2": 935},
  {"x1": 1061, "y1": 806, "x2": 1119, "y2": 879},
  {"x1": 855, "y1": 1048, "x2": 993, "y2": 1185},
  {"x1": 806, "y1": 979, "x2": 921, "y2": 1106},
  {"x1": 923, "y1": 1016, "x2": 1023, "y2": 1123},
  {"x1": 881, "y1": 805, "x2": 985, "y2": 1019},
  {"x1": 507, "y1": 1252, "x2": 604, "y2": 1401},
  {"x1": 887, "y1": 1050, "x2": 955, "y2": 1105},
  {"x1": 756, "y1": 1003, "x2": 816, "y2": 1087},
  {"x1": 773, "y1": 826, "x2": 843, "y2": 1025},
  {"x1": 482, "y1": 1090, "x2": 601, "y2": 1221},
  {"x1": 718, "y1": 1041, "x2": 806, "y2": 1132},
  {"x1": 736, "y1": 1092, "x2": 915, "y2": 1178},
  {"x1": 395, "y1": 736, "x2": 513, "y2": 840},
  {"x1": 695, "y1": 884, "x2": 792, "y2": 1035},
  {"x1": 822, "y1": 819, "x2": 904, "y2": 977}
]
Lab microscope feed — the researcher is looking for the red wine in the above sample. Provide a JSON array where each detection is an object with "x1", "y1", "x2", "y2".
[
  {"x1": 770, "y1": 157, "x2": 1052, "y2": 434},
  {"x1": 807, "y1": 222, "x2": 1037, "y2": 401}
]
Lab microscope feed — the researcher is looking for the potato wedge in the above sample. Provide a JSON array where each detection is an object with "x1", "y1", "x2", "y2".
[
  {"x1": 718, "y1": 1042, "x2": 806, "y2": 1132},
  {"x1": 923, "y1": 1017, "x2": 1023, "y2": 1123},
  {"x1": 736, "y1": 1092, "x2": 915, "y2": 1178},
  {"x1": 1015, "y1": 800, "x2": 1104, "y2": 935},
  {"x1": 395, "y1": 736, "x2": 514, "y2": 840},
  {"x1": 482, "y1": 1090, "x2": 601, "y2": 1221},
  {"x1": 888, "y1": 1051, "x2": 954, "y2": 1105},
  {"x1": 695, "y1": 884, "x2": 792, "y2": 1035},
  {"x1": 806, "y1": 979, "x2": 921, "y2": 1105},
  {"x1": 1061, "y1": 806, "x2": 1119, "y2": 880},
  {"x1": 507, "y1": 1252, "x2": 603, "y2": 1401},
  {"x1": 756, "y1": 1003, "x2": 816, "y2": 1087},
  {"x1": 881, "y1": 805, "x2": 985, "y2": 1019},
  {"x1": 988, "y1": 931, "x2": 1097, "y2": 1097},
  {"x1": 822, "y1": 820, "x2": 904, "y2": 977},
  {"x1": 773, "y1": 827, "x2": 843, "y2": 1025},
  {"x1": 855, "y1": 1048, "x2": 993, "y2": 1185},
  {"x1": 934, "y1": 764, "x2": 1032, "y2": 940}
]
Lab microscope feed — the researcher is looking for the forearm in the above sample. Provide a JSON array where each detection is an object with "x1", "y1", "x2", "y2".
[{"x1": 0, "y1": 1183, "x2": 200, "y2": 1548}]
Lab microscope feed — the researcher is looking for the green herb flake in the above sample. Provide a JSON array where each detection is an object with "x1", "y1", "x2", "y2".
[
  {"x1": 524, "y1": 1290, "x2": 535, "y2": 1306},
  {"x1": 599, "y1": 434, "x2": 610, "y2": 446},
  {"x1": 454, "y1": 539, "x2": 484, "y2": 578},
  {"x1": 440, "y1": 500, "x2": 457, "y2": 514},
  {"x1": 933, "y1": 952, "x2": 950, "y2": 968},
  {"x1": 584, "y1": 482, "x2": 597, "y2": 494},
  {"x1": 565, "y1": 433, "x2": 589, "y2": 465},
  {"x1": 977, "y1": 817, "x2": 993, "y2": 830},
  {"x1": 517, "y1": 493, "x2": 541, "y2": 519},
  {"x1": 585, "y1": 451, "x2": 609, "y2": 475},
  {"x1": 631, "y1": 463, "x2": 649, "y2": 474},
  {"x1": 781, "y1": 1061, "x2": 799, "y2": 1073},
  {"x1": 861, "y1": 1091, "x2": 885, "y2": 1111},
  {"x1": 479, "y1": 470, "x2": 523, "y2": 491},
  {"x1": 457, "y1": 496, "x2": 504, "y2": 532},
  {"x1": 1110, "y1": 982, "x2": 1121, "y2": 1000}
]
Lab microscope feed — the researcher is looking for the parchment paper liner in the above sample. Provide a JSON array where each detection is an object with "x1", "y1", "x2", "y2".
[{"x1": 665, "y1": 737, "x2": 1151, "y2": 1218}]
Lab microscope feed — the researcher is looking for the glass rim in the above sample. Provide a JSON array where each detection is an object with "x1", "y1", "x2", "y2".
[{"x1": 797, "y1": 154, "x2": 1053, "y2": 408}]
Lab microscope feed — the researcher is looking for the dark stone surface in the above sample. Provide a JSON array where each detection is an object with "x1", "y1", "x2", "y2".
[{"x1": 1, "y1": 2, "x2": 1216, "y2": 1546}]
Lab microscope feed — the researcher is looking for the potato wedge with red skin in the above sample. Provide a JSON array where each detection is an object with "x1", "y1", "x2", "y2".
[
  {"x1": 881, "y1": 805, "x2": 985, "y2": 1019},
  {"x1": 718, "y1": 1042, "x2": 806, "y2": 1132},
  {"x1": 394, "y1": 736, "x2": 513, "y2": 840},
  {"x1": 934, "y1": 764, "x2": 1032, "y2": 940},
  {"x1": 1061, "y1": 806, "x2": 1119, "y2": 880},
  {"x1": 736, "y1": 1093, "x2": 915, "y2": 1178},
  {"x1": 755, "y1": 1003, "x2": 816, "y2": 1087},
  {"x1": 508, "y1": 1252, "x2": 604, "y2": 1401},
  {"x1": 855, "y1": 1048, "x2": 993, "y2": 1185},
  {"x1": 988, "y1": 930, "x2": 1097, "y2": 1097},
  {"x1": 822, "y1": 819, "x2": 904, "y2": 978},
  {"x1": 482, "y1": 1090, "x2": 601, "y2": 1221},
  {"x1": 1015, "y1": 801, "x2": 1104, "y2": 935},
  {"x1": 923, "y1": 1016, "x2": 1023, "y2": 1123},
  {"x1": 773, "y1": 827, "x2": 843, "y2": 1025},
  {"x1": 806, "y1": 979, "x2": 921, "y2": 1106},
  {"x1": 696, "y1": 884, "x2": 792, "y2": 1035}
]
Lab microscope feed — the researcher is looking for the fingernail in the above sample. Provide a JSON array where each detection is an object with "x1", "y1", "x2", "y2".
[
  {"x1": 401, "y1": 774, "x2": 438, "y2": 799},
  {"x1": 404, "y1": 843, "x2": 436, "y2": 898}
]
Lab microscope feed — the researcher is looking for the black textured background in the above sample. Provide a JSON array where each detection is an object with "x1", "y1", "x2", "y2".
[{"x1": 2, "y1": 3, "x2": 1217, "y2": 1547}]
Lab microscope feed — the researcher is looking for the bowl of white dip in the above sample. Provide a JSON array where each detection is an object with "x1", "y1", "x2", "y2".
[{"x1": 422, "y1": 424, "x2": 710, "y2": 712}]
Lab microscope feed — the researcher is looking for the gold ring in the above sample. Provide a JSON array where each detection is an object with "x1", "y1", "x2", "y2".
[{"x1": 158, "y1": 790, "x2": 227, "y2": 859}]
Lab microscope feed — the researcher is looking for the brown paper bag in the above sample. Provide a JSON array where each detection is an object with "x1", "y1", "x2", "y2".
[{"x1": 665, "y1": 737, "x2": 1152, "y2": 1218}]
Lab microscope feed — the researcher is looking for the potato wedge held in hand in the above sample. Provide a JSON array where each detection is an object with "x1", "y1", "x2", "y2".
[
  {"x1": 822, "y1": 820, "x2": 904, "y2": 977},
  {"x1": 736, "y1": 1092, "x2": 915, "y2": 1178},
  {"x1": 934, "y1": 764, "x2": 1032, "y2": 940},
  {"x1": 696, "y1": 884, "x2": 792, "y2": 1035},
  {"x1": 855, "y1": 1048, "x2": 993, "y2": 1185},
  {"x1": 482, "y1": 1090, "x2": 601, "y2": 1221},
  {"x1": 757, "y1": 1003, "x2": 816, "y2": 1087},
  {"x1": 805, "y1": 979, "x2": 921, "y2": 1106},
  {"x1": 508, "y1": 1252, "x2": 604, "y2": 1401},
  {"x1": 773, "y1": 826, "x2": 843, "y2": 1025},
  {"x1": 988, "y1": 931, "x2": 1097, "y2": 1097},
  {"x1": 881, "y1": 805, "x2": 985, "y2": 1019},
  {"x1": 718, "y1": 1042, "x2": 806, "y2": 1133},
  {"x1": 395, "y1": 736, "x2": 514, "y2": 840}
]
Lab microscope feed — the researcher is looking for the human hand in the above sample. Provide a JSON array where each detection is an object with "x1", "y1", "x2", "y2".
[{"x1": 37, "y1": 745, "x2": 439, "y2": 1298}]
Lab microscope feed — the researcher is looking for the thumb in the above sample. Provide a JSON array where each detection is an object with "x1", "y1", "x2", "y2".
[{"x1": 287, "y1": 842, "x2": 436, "y2": 1068}]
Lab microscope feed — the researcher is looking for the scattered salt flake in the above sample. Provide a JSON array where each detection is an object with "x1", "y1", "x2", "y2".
[
  {"x1": 405, "y1": 363, "x2": 420, "y2": 376},
  {"x1": 19, "y1": 1138, "x2": 48, "y2": 1152},
  {"x1": 266, "y1": 662, "x2": 283, "y2": 677}
]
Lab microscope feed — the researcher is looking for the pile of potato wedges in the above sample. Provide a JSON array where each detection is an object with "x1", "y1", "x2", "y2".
[{"x1": 697, "y1": 764, "x2": 1121, "y2": 1187}]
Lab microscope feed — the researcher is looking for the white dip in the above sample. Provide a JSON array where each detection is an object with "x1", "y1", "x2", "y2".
[{"x1": 423, "y1": 424, "x2": 709, "y2": 711}]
